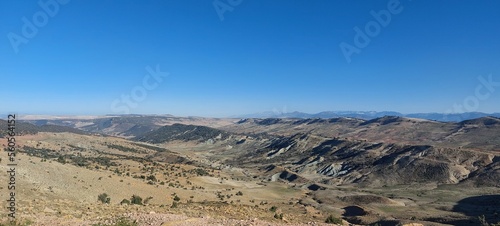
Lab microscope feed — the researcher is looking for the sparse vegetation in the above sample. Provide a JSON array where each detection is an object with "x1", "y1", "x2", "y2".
[
  {"x1": 130, "y1": 195, "x2": 143, "y2": 205},
  {"x1": 22, "y1": 146, "x2": 60, "y2": 159},
  {"x1": 325, "y1": 215, "x2": 343, "y2": 224},
  {"x1": 92, "y1": 217, "x2": 138, "y2": 226},
  {"x1": 67, "y1": 144, "x2": 86, "y2": 151},
  {"x1": 106, "y1": 144, "x2": 144, "y2": 154},
  {"x1": 98, "y1": 193, "x2": 111, "y2": 204},
  {"x1": 132, "y1": 143, "x2": 168, "y2": 152},
  {"x1": 190, "y1": 168, "x2": 210, "y2": 176},
  {"x1": 144, "y1": 196, "x2": 153, "y2": 204},
  {"x1": 71, "y1": 156, "x2": 89, "y2": 166},
  {"x1": 120, "y1": 199, "x2": 131, "y2": 205},
  {"x1": 134, "y1": 124, "x2": 230, "y2": 143},
  {"x1": 0, "y1": 219, "x2": 34, "y2": 226},
  {"x1": 479, "y1": 215, "x2": 500, "y2": 226},
  {"x1": 146, "y1": 175, "x2": 157, "y2": 181}
]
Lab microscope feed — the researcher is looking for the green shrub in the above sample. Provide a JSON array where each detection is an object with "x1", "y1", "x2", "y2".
[
  {"x1": 130, "y1": 195, "x2": 143, "y2": 205},
  {"x1": 57, "y1": 156, "x2": 66, "y2": 164},
  {"x1": 325, "y1": 215, "x2": 343, "y2": 224},
  {"x1": 98, "y1": 193, "x2": 110, "y2": 204},
  {"x1": 147, "y1": 175, "x2": 157, "y2": 181},
  {"x1": 106, "y1": 144, "x2": 143, "y2": 154},
  {"x1": 192, "y1": 168, "x2": 209, "y2": 176},
  {"x1": 173, "y1": 195, "x2": 180, "y2": 201},
  {"x1": 270, "y1": 206, "x2": 278, "y2": 212}
]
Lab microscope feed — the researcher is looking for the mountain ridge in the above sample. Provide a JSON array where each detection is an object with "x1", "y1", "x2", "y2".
[{"x1": 236, "y1": 111, "x2": 500, "y2": 122}]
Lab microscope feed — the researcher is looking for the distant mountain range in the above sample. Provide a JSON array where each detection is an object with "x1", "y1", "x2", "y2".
[{"x1": 237, "y1": 111, "x2": 500, "y2": 122}]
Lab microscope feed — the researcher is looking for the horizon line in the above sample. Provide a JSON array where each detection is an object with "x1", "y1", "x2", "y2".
[{"x1": 2, "y1": 110, "x2": 499, "y2": 120}]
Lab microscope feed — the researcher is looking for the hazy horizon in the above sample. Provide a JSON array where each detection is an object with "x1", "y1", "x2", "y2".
[{"x1": 2, "y1": 110, "x2": 500, "y2": 120}]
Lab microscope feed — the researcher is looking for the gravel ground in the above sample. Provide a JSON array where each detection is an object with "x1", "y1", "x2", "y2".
[
  {"x1": 16, "y1": 212, "x2": 342, "y2": 226},
  {"x1": 126, "y1": 212, "x2": 337, "y2": 226}
]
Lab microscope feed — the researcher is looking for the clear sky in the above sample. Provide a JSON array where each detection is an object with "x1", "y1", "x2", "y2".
[{"x1": 1, "y1": 0, "x2": 500, "y2": 117}]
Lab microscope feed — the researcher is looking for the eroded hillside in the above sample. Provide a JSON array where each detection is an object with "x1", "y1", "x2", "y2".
[{"x1": 3, "y1": 115, "x2": 500, "y2": 225}]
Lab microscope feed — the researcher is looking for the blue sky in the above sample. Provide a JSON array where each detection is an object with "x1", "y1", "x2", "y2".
[{"x1": 1, "y1": 0, "x2": 500, "y2": 117}]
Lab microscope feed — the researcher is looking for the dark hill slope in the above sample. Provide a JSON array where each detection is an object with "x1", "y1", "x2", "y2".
[
  {"x1": 134, "y1": 123, "x2": 232, "y2": 143},
  {"x1": 38, "y1": 125, "x2": 89, "y2": 135},
  {"x1": 0, "y1": 120, "x2": 87, "y2": 137}
]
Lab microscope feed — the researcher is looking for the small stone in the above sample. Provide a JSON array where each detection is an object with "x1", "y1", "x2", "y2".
[{"x1": 43, "y1": 207, "x2": 57, "y2": 213}]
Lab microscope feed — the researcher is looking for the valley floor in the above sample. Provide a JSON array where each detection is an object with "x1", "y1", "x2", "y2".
[{"x1": 1, "y1": 132, "x2": 499, "y2": 226}]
